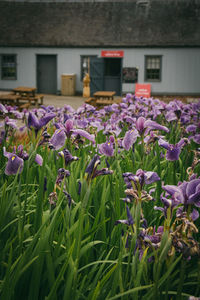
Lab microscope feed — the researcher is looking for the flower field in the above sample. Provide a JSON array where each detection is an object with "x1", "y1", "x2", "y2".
[{"x1": 0, "y1": 94, "x2": 200, "y2": 300}]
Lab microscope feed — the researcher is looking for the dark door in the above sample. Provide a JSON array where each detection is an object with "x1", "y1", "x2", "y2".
[
  {"x1": 37, "y1": 55, "x2": 57, "y2": 94},
  {"x1": 90, "y1": 57, "x2": 104, "y2": 96},
  {"x1": 104, "y1": 58, "x2": 122, "y2": 96}
]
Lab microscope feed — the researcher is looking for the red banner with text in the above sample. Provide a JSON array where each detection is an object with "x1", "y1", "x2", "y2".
[
  {"x1": 135, "y1": 83, "x2": 151, "y2": 98},
  {"x1": 101, "y1": 50, "x2": 124, "y2": 58}
]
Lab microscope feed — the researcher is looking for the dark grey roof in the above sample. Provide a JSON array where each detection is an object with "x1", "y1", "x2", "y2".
[{"x1": 0, "y1": 0, "x2": 200, "y2": 47}]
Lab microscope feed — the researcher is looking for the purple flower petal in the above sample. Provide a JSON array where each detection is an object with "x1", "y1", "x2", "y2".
[
  {"x1": 126, "y1": 206, "x2": 134, "y2": 225},
  {"x1": 39, "y1": 113, "x2": 56, "y2": 128},
  {"x1": 166, "y1": 145, "x2": 181, "y2": 161},
  {"x1": 0, "y1": 104, "x2": 8, "y2": 113},
  {"x1": 65, "y1": 119, "x2": 74, "y2": 134},
  {"x1": 186, "y1": 124, "x2": 197, "y2": 133},
  {"x1": 5, "y1": 154, "x2": 24, "y2": 175},
  {"x1": 144, "y1": 119, "x2": 169, "y2": 133},
  {"x1": 72, "y1": 129, "x2": 95, "y2": 144},
  {"x1": 136, "y1": 117, "x2": 145, "y2": 134},
  {"x1": 122, "y1": 129, "x2": 139, "y2": 151},
  {"x1": 144, "y1": 171, "x2": 160, "y2": 184},
  {"x1": 99, "y1": 142, "x2": 114, "y2": 157},
  {"x1": 50, "y1": 129, "x2": 66, "y2": 150},
  {"x1": 35, "y1": 154, "x2": 43, "y2": 166},
  {"x1": 188, "y1": 190, "x2": 200, "y2": 207},
  {"x1": 190, "y1": 209, "x2": 199, "y2": 221},
  {"x1": 28, "y1": 112, "x2": 40, "y2": 129},
  {"x1": 186, "y1": 179, "x2": 200, "y2": 199},
  {"x1": 158, "y1": 138, "x2": 170, "y2": 150},
  {"x1": 192, "y1": 134, "x2": 200, "y2": 144}
]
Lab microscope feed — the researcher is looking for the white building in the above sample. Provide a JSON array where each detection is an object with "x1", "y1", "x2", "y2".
[{"x1": 0, "y1": 0, "x2": 200, "y2": 96}]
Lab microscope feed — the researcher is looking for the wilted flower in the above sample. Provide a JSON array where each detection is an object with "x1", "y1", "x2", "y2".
[
  {"x1": 56, "y1": 168, "x2": 70, "y2": 185},
  {"x1": 85, "y1": 154, "x2": 113, "y2": 181},
  {"x1": 171, "y1": 213, "x2": 199, "y2": 257},
  {"x1": 48, "y1": 192, "x2": 57, "y2": 211},
  {"x1": 58, "y1": 149, "x2": 79, "y2": 166}
]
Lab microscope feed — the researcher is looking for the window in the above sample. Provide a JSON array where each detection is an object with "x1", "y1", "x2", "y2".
[
  {"x1": 145, "y1": 55, "x2": 162, "y2": 81},
  {"x1": 1, "y1": 54, "x2": 17, "y2": 80},
  {"x1": 81, "y1": 55, "x2": 97, "y2": 80}
]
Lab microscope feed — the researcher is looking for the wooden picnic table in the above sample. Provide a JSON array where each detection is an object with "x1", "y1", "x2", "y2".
[
  {"x1": 13, "y1": 86, "x2": 37, "y2": 97},
  {"x1": 12, "y1": 87, "x2": 44, "y2": 106},
  {"x1": 93, "y1": 91, "x2": 116, "y2": 100},
  {"x1": 0, "y1": 94, "x2": 21, "y2": 105}
]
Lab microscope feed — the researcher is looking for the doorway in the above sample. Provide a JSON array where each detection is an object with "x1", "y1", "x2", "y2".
[
  {"x1": 104, "y1": 58, "x2": 122, "y2": 96},
  {"x1": 37, "y1": 55, "x2": 57, "y2": 94},
  {"x1": 90, "y1": 57, "x2": 122, "y2": 96}
]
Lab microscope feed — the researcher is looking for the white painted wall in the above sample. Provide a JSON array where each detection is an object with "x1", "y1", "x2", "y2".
[{"x1": 0, "y1": 47, "x2": 200, "y2": 95}]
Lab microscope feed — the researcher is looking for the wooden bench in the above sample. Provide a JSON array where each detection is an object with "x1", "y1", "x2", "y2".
[
  {"x1": 18, "y1": 94, "x2": 44, "y2": 106},
  {"x1": 85, "y1": 97, "x2": 96, "y2": 105},
  {"x1": 96, "y1": 99, "x2": 114, "y2": 107},
  {"x1": 0, "y1": 94, "x2": 21, "y2": 106}
]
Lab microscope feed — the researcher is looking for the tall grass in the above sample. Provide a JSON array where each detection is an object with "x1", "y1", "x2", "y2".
[{"x1": 0, "y1": 97, "x2": 199, "y2": 299}]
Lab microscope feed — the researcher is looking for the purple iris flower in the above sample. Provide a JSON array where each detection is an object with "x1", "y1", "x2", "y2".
[
  {"x1": 192, "y1": 134, "x2": 200, "y2": 144},
  {"x1": 158, "y1": 138, "x2": 188, "y2": 161},
  {"x1": 98, "y1": 141, "x2": 114, "y2": 157},
  {"x1": 5, "y1": 117, "x2": 17, "y2": 129},
  {"x1": 186, "y1": 124, "x2": 197, "y2": 134},
  {"x1": 3, "y1": 150, "x2": 24, "y2": 175},
  {"x1": 28, "y1": 111, "x2": 56, "y2": 131},
  {"x1": 58, "y1": 149, "x2": 79, "y2": 166},
  {"x1": 3, "y1": 146, "x2": 43, "y2": 175},
  {"x1": 49, "y1": 129, "x2": 66, "y2": 150},
  {"x1": 136, "y1": 116, "x2": 169, "y2": 135},
  {"x1": 163, "y1": 178, "x2": 200, "y2": 208},
  {"x1": 122, "y1": 129, "x2": 139, "y2": 151},
  {"x1": 123, "y1": 169, "x2": 160, "y2": 189},
  {"x1": 0, "y1": 103, "x2": 8, "y2": 114}
]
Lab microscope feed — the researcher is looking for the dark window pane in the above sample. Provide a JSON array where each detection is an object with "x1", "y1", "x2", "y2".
[
  {"x1": 145, "y1": 56, "x2": 161, "y2": 81},
  {"x1": 1, "y1": 55, "x2": 17, "y2": 80}
]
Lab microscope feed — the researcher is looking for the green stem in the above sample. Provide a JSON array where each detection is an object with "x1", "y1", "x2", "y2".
[
  {"x1": 176, "y1": 259, "x2": 186, "y2": 300},
  {"x1": 155, "y1": 141, "x2": 162, "y2": 202},
  {"x1": 173, "y1": 160, "x2": 177, "y2": 185}
]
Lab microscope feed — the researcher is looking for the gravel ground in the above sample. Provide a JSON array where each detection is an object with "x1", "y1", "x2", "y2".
[{"x1": 0, "y1": 91, "x2": 199, "y2": 111}]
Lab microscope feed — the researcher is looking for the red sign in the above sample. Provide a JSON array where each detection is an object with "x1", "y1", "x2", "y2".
[
  {"x1": 101, "y1": 50, "x2": 124, "y2": 58},
  {"x1": 135, "y1": 83, "x2": 151, "y2": 98}
]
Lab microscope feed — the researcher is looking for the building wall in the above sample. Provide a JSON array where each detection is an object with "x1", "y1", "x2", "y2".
[{"x1": 0, "y1": 47, "x2": 200, "y2": 95}]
